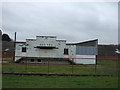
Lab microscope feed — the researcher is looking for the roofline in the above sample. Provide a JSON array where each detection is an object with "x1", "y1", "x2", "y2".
[
  {"x1": 56, "y1": 40, "x2": 66, "y2": 41},
  {"x1": 66, "y1": 39, "x2": 98, "y2": 45},
  {"x1": 36, "y1": 36, "x2": 56, "y2": 38},
  {"x1": 77, "y1": 39, "x2": 98, "y2": 44}
]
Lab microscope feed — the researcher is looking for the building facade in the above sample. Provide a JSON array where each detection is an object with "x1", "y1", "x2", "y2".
[{"x1": 15, "y1": 36, "x2": 98, "y2": 64}]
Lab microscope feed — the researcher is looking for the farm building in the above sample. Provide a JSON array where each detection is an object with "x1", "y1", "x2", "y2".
[{"x1": 15, "y1": 36, "x2": 98, "y2": 64}]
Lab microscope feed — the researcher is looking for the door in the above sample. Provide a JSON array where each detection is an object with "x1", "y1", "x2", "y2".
[{"x1": 39, "y1": 49, "x2": 53, "y2": 57}]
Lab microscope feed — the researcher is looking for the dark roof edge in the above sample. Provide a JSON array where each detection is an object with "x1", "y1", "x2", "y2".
[
  {"x1": 15, "y1": 42, "x2": 26, "y2": 43},
  {"x1": 66, "y1": 39, "x2": 98, "y2": 45}
]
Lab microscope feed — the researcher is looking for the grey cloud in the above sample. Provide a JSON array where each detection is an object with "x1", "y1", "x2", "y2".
[{"x1": 2, "y1": 2, "x2": 118, "y2": 44}]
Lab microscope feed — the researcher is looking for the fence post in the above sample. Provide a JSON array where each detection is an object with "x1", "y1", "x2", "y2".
[
  {"x1": 25, "y1": 58, "x2": 27, "y2": 72},
  {"x1": 95, "y1": 55, "x2": 97, "y2": 73},
  {"x1": 72, "y1": 58, "x2": 74, "y2": 74},
  {"x1": 48, "y1": 58, "x2": 49, "y2": 74}
]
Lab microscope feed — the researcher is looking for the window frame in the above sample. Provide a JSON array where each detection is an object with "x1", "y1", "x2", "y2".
[
  {"x1": 64, "y1": 48, "x2": 69, "y2": 55},
  {"x1": 22, "y1": 47, "x2": 26, "y2": 52}
]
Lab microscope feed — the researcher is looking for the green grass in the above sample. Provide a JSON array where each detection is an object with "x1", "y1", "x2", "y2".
[
  {"x1": 2, "y1": 63, "x2": 118, "y2": 75},
  {"x1": 97, "y1": 60, "x2": 118, "y2": 67},
  {"x1": 2, "y1": 60, "x2": 119, "y2": 88},
  {"x1": 2, "y1": 75, "x2": 118, "y2": 88}
]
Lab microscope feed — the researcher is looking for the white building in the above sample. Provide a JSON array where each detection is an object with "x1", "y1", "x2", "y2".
[{"x1": 15, "y1": 36, "x2": 98, "y2": 64}]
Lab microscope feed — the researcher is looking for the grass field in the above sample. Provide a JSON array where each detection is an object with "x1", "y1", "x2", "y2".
[
  {"x1": 3, "y1": 75, "x2": 118, "y2": 88},
  {"x1": 2, "y1": 60, "x2": 119, "y2": 88}
]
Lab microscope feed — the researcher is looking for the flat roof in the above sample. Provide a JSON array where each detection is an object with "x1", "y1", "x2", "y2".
[{"x1": 36, "y1": 36, "x2": 56, "y2": 38}]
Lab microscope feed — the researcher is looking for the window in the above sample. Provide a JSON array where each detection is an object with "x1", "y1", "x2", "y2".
[
  {"x1": 31, "y1": 59, "x2": 34, "y2": 62},
  {"x1": 37, "y1": 59, "x2": 41, "y2": 62},
  {"x1": 22, "y1": 47, "x2": 26, "y2": 52},
  {"x1": 64, "y1": 49, "x2": 68, "y2": 55}
]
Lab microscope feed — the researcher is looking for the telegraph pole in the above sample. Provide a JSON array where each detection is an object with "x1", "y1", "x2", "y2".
[{"x1": 13, "y1": 32, "x2": 16, "y2": 62}]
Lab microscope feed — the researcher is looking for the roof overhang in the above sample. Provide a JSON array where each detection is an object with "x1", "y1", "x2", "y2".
[
  {"x1": 34, "y1": 46, "x2": 56, "y2": 49},
  {"x1": 15, "y1": 42, "x2": 26, "y2": 43}
]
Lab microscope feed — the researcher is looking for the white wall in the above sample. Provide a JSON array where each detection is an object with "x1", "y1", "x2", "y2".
[
  {"x1": 36, "y1": 36, "x2": 57, "y2": 47},
  {"x1": 15, "y1": 36, "x2": 97, "y2": 64},
  {"x1": 15, "y1": 43, "x2": 27, "y2": 61},
  {"x1": 55, "y1": 40, "x2": 66, "y2": 58},
  {"x1": 65, "y1": 45, "x2": 76, "y2": 58},
  {"x1": 74, "y1": 55, "x2": 96, "y2": 64},
  {"x1": 15, "y1": 36, "x2": 68, "y2": 59},
  {"x1": 26, "y1": 40, "x2": 39, "y2": 57}
]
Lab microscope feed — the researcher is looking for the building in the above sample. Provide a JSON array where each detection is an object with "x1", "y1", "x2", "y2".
[
  {"x1": 0, "y1": 30, "x2": 2, "y2": 61},
  {"x1": 15, "y1": 36, "x2": 98, "y2": 64}
]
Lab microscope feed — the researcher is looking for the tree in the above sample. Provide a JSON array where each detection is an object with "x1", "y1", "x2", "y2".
[
  {"x1": 0, "y1": 30, "x2": 2, "y2": 40},
  {"x1": 2, "y1": 33, "x2": 12, "y2": 41}
]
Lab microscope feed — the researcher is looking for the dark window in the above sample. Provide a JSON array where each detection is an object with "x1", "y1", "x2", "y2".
[
  {"x1": 31, "y1": 59, "x2": 34, "y2": 62},
  {"x1": 37, "y1": 59, "x2": 41, "y2": 62},
  {"x1": 64, "y1": 49, "x2": 68, "y2": 55},
  {"x1": 22, "y1": 47, "x2": 26, "y2": 52}
]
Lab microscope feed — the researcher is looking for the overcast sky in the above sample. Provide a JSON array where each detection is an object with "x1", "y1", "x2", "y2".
[{"x1": 1, "y1": 2, "x2": 118, "y2": 44}]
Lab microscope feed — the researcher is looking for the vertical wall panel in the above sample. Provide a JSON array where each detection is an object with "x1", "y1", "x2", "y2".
[{"x1": 76, "y1": 46, "x2": 97, "y2": 55}]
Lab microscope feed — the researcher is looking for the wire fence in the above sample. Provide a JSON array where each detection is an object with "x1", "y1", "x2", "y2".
[{"x1": 2, "y1": 56, "x2": 119, "y2": 76}]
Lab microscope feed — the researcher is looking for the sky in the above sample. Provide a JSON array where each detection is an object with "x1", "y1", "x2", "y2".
[{"x1": 1, "y1": 1, "x2": 118, "y2": 44}]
